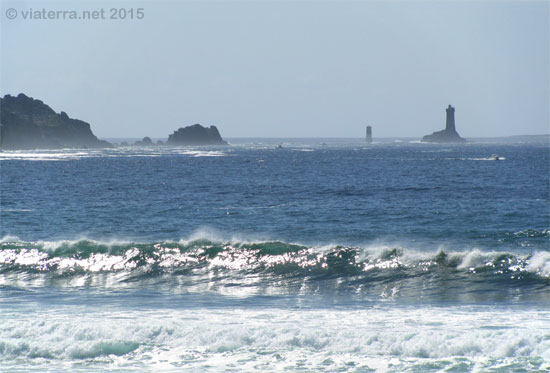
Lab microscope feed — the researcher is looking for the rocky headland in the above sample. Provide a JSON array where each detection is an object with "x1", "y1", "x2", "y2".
[
  {"x1": 166, "y1": 124, "x2": 228, "y2": 145},
  {"x1": 422, "y1": 105, "x2": 466, "y2": 143},
  {"x1": 0, "y1": 93, "x2": 112, "y2": 149}
]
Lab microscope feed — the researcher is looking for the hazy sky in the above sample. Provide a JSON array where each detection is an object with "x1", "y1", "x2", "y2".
[{"x1": 1, "y1": 0, "x2": 548, "y2": 138}]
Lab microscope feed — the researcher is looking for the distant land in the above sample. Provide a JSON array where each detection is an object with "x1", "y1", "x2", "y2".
[
  {"x1": 1, "y1": 94, "x2": 547, "y2": 149},
  {"x1": 0, "y1": 94, "x2": 228, "y2": 149},
  {"x1": 0, "y1": 93, "x2": 112, "y2": 149}
]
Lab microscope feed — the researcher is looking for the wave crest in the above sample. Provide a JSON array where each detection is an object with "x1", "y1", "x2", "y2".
[{"x1": 1, "y1": 238, "x2": 548, "y2": 283}]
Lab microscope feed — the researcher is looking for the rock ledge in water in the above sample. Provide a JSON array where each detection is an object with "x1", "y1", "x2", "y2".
[{"x1": 166, "y1": 124, "x2": 228, "y2": 145}]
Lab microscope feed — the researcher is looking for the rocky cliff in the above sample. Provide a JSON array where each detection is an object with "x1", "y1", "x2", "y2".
[
  {"x1": 0, "y1": 93, "x2": 112, "y2": 149},
  {"x1": 166, "y1": 124, "x2": 228, "y2": 145}
]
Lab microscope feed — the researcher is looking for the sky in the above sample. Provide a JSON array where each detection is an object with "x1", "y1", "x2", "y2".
[{"x1": 1, "y1": 0, "x2": 548, "y2": 138}]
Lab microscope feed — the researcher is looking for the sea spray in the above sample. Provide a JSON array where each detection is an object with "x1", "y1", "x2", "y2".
[{"x1": 1, "y1": 237, "x2": 548, "y2": 302}]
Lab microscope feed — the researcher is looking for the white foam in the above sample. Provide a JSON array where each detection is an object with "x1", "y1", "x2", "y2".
[
  {"x1": 0, "y1": 304, "x2": 548, "y2": 371},
  {"x1": 178, "y1": 228, "x2": 273, "y2": 247},
  {"x1": 456, "y1": 249, "x2": 488, "y2": 270},
  {"x1": 172, "y1": 150, "x2": 227, "y2": 157},
  {"x1": 0, "y1": 235, "x2": 21, "y2": 244},
  {"x1": 0, "y1": 147, "x2": 231, "y2": 161},
  {"x1": 526, "y1": 251, "x2": 550, "y2": 277},
  {"x1": 24, "y1": 237, "x2": 134, "y2": 252},
  {"x1": 445, "y1": 157, "x2": 507, "y2": 161},
  {"x1": 0, "y1": 151, "x2": 89, "y2": 161}
]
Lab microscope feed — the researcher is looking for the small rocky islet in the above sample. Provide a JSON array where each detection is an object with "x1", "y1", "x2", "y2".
[{"x1": 421, "y1": 104, "x2": 466, "y2": 143}]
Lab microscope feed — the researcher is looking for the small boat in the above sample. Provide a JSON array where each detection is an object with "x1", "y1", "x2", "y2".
[
  {"x1": 276, "y1": 144, "x2": 283, "y2": 149},
  {"x1": 491, "y1": 154, "x2": 500, "y2": 160}
]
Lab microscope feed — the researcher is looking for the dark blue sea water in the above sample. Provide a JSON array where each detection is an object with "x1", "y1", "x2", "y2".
[{"x1": 1, "y1": 139, "x2": 549, "y2": 371}]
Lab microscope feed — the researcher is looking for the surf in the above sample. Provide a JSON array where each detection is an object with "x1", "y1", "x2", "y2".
[{"x1": 1, "y1": 236, "x2": 548, "y2": 303}]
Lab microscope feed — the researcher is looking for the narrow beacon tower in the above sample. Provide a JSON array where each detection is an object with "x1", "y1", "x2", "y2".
[
  {"x1": 366, "y1": 126, "x2": 373, "y2": 144},
  {"x1": 445, "y1": 104, "x2": 456, "y2": 132}
]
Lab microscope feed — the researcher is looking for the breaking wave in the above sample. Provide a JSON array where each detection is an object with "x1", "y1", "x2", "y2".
[
  {"x1": 1, "y1": 305, "x2": 549, "y2": 371},
  {"x1": 1, "y1": 236, "x2": 548, "y2": 301}
]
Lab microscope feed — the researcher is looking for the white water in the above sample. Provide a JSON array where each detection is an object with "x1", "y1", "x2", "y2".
[{"x1": 1, "y1": 303, "x2": 548, "y2": 372}]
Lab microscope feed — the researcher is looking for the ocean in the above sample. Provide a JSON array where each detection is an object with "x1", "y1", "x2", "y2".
[{"x1": 1, "y1": 138, "x2": 549, "y2": 372}]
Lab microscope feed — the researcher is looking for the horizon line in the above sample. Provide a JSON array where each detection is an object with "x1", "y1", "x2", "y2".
[{"x1": 100, "y1": 134, "x2": 550, "y2": 140}]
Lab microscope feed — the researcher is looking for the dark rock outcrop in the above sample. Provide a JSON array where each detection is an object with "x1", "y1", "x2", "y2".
[
  {"x1": 0, "y1": 93, "x2": 112, "y2": 149},
  {"x1": 166, "y1": 124, "x2": 227, "y2": 145},
  {"x1": 134, "y1": 136, "x2": 153, "y2": 146},
  {"x1": 422, "y1": 105, "x2": 466, "y2": 143}
]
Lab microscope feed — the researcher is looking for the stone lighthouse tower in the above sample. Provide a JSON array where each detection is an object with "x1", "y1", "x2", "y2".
[
  {"x1": 366, "y1": 126, "x2": 372, "y2": 143},
  {"x1": 422, "y1": 104, "x2": 465, "y2": 142},
  {"x1": 445, "y1": 105, "x2": 456, "y2": 132}
]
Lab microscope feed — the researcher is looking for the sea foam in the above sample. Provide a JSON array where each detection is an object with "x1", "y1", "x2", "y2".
[{"x1": 0, "y1": 305, "x2": 548, "y2": 372}]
